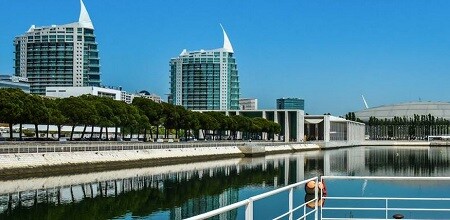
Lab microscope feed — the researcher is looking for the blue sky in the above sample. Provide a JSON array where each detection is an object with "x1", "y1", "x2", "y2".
[{"x1": 1, "y1": 0, "x2": 450, "y2": 115}]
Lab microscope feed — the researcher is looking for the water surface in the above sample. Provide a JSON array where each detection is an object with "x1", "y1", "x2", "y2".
[{"x1": 1, "y1": 146, "x2": 450, "y2": 219}]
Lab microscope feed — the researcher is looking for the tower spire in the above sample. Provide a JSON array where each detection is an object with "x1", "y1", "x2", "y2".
[
  {"x1": 220, "y1": 24, "x2": 234, "y2": 53},
  {"x1": 79, "y1": 0, "x2": 94, "y2": 29}
]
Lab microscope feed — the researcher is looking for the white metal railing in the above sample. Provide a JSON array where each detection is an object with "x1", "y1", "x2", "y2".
[
  {"x1": 0, "y1": 142, "x2": 242, "y2": 154},
  {"x1": 320, "y1": 176, "x2": 450, "y2": 220},
  {"x1": 0, "y1": 141, "x2": 293, "y2": 155},
  {"x1": 185, "y1": 177, "x2": 319, "y2": 220}
]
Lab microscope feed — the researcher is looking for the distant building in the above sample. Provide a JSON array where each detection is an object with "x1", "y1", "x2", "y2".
[
  {"x1": 46, "y1": 86, "x2": 121, "y2": 101},
  {"x1": 121, "y1": 91, "x2": 134, "y2": 104},
  {"x1": 13, "y1": 0, "x2": 100, "y2": 95},
  {"x1": 239, "y1": 98, "x2": 258, "y2": 110},
  {"x1": 354, "y1": 101, "x2": 450, "y2": 122},
  {"x1": 0, "y1": 75, "x2": 30, "y2": 93},
  {"x1": 276, "y1": 98, "x2": 305, "y2": 110},
  {"x1": 134, "y1": 90, "x2": 162, "y2": 103},
  {"x1": 169, "y1": 25, "x2": 239, "y2": 110}
]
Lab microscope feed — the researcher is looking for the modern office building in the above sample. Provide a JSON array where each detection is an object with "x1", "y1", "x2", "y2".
[
  {"x1": 239, "y1": 98, "x2": 258, "y2": 110},
  {"x1": 169, "y1": 25, "x2": 239, "y2": 110},
  {"x1": 0, "y1": 75, "x2": 30, "y2": 93},
  {"x1": 277, "y1": 98, "x2": 305, "y2": 110},
  {"x1": 14, "y1": 0, "x2": 100, "y2": 95}
]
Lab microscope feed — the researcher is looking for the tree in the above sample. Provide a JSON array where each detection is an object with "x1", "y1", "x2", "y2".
[
  {"x1": 161, "y1": 103, "x2": 180, "y2": 138},
  {"x1": 45, "y1": 98, "x2": 67, "y2": 140},
  {"x1": 0, "y1": 89, "x2": 24, "y2": 140},
  {"x1": 59, "y1": 96, "x2": 96, "y2": 141},
  {"x1": 27, "y1": 95, "x2": 49, "y2": 140}
]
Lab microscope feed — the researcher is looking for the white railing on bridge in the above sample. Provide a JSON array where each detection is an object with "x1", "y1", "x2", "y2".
[
  {"x1": 320, "y1": 176, "x2": 450, "y2": 220},
  {"x1": 185, "y1": 177, "x2": 319, "y2": 220}
]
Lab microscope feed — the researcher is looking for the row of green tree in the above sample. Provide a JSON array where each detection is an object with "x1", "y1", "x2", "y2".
[
  {"x1": 345, "y1": 112, "x2": 450, "y2": 140},
  {"x1": 0, "y1": 88, "x2": 281, "y2": 141}
]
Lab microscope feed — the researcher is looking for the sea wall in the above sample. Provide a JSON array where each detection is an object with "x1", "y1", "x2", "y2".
[
  {"x1": 6, "y1": 140, "x2": 442, "y2": 179},
  {"x1": 0, "y1": 143, "x2": 321, "y2": 179}
]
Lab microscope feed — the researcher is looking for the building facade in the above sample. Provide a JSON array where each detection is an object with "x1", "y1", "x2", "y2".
[
  {"x1": 239, "y1": 98, "x2": 258, "y2": 110},
  {"x1": 46, "y1": 86, "x2": 121, "y2": 101},
  {"x1": 134, "y1": 90, "x2": 162, "y2": 103},
  {"x1": 277, "y1": 98, "x2": 305, "y2": 110},
  {"x1": 169, "y1": 25, "x2": 239, "y2": 110},
  {"x1": 0, "y1": 75, "x2": 30, "y2": 93},
  {"x1": 197, "y1": 109, "x2": 305, "y2": 142},
  {"x1": 14, "y1": 0, "x2": 100, "y2": 95}
]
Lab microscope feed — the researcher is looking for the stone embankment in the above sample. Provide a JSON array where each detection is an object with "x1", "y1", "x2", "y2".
[
  {"x1": 3, "y1": 140, "x2": 445, "y2": 179},
  {"x1": 0, "y1": 142, "x2": 320, "y2": 179}
]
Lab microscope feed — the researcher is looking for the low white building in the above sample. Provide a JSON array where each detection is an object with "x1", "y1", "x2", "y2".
[
  {"x1": 121, "y1": 91, "x2": 134, "y2": 104},
  {"x1": 239, "y1": 98, "x2": 258, "y2": 110},
  {"x1": 304, "y1": 115, "x2": 365, "y2": 142},
  {"x1": 46, "y1": 86, "x2": 122, "y2": 101},
  {"x1": 134, "y1": 90, "x2": 162, "y2": 103}
]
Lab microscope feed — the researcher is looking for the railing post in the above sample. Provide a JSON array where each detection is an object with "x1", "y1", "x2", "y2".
[
  {"x1": 315, "y1": 177, "x2": 319, "y2": 220},
  {"x1": 245, "y1": 199, "x2": 253, "y2": 220},
  {"x1": 321, "y1": 176, "x2": 325, "y2": 220},
  {"x1": 289, "y1": 188, "x2": 293, "y2": 220},
  {"x1": 385, "y1": 199, "x2": 388, "y2": 219}
]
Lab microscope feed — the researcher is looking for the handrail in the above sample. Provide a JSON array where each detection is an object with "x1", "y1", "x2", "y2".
[
  {"x1": 185, "y1": 177, "x2": 318, "y2": 220},
  {"x1": 321, "y1": 176, "x2": 450, "y2": 220},
  {"x1": 322, "y1": 176, "x2": 450, "y2": 180}
]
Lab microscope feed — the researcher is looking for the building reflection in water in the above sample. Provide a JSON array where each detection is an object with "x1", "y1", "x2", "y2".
[{"x1": 1, "y1": 146, "x2": 450, "y2": 219}]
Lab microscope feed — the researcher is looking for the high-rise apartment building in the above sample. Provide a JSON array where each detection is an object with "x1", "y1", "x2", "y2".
[
  {"x1": 169, "y1": 25, "x2": 239, "y2": 110},
  {"x1": 277, "y1": 98, "x2": 305, "y2": 110},
  {"x1": 14, "y1": 0, "x2": 100, "y2": 95}
]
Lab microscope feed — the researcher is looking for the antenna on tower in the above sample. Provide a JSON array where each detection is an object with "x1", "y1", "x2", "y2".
[{"x1": 362, "y1": 95, "x2": 369, "y2": 109}]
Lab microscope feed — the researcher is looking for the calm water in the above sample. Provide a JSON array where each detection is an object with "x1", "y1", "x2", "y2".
[{"x1": 1, "y1": 146, "x2": 450, "y2": 219}]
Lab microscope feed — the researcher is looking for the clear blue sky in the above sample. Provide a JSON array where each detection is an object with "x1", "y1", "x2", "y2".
[{"x1": 2, "y1": 0, "x2": 450, "y2": 115}]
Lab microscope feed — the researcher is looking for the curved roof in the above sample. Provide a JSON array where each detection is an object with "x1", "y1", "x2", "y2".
[
  {"x1": 139, "y1": 90, "x2": 150, "y2": 95},
  {"x1": 355, "y1": 101, "x2": 450, "y2": 122}
]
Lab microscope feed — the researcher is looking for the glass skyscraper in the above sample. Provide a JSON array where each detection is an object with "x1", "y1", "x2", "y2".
[
  {"x1": 13, "y1": 0, "x2": 100, "y2": 95},
  {"x1": 169, "y1": 25, "x2": 240, "y2": 110}
]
